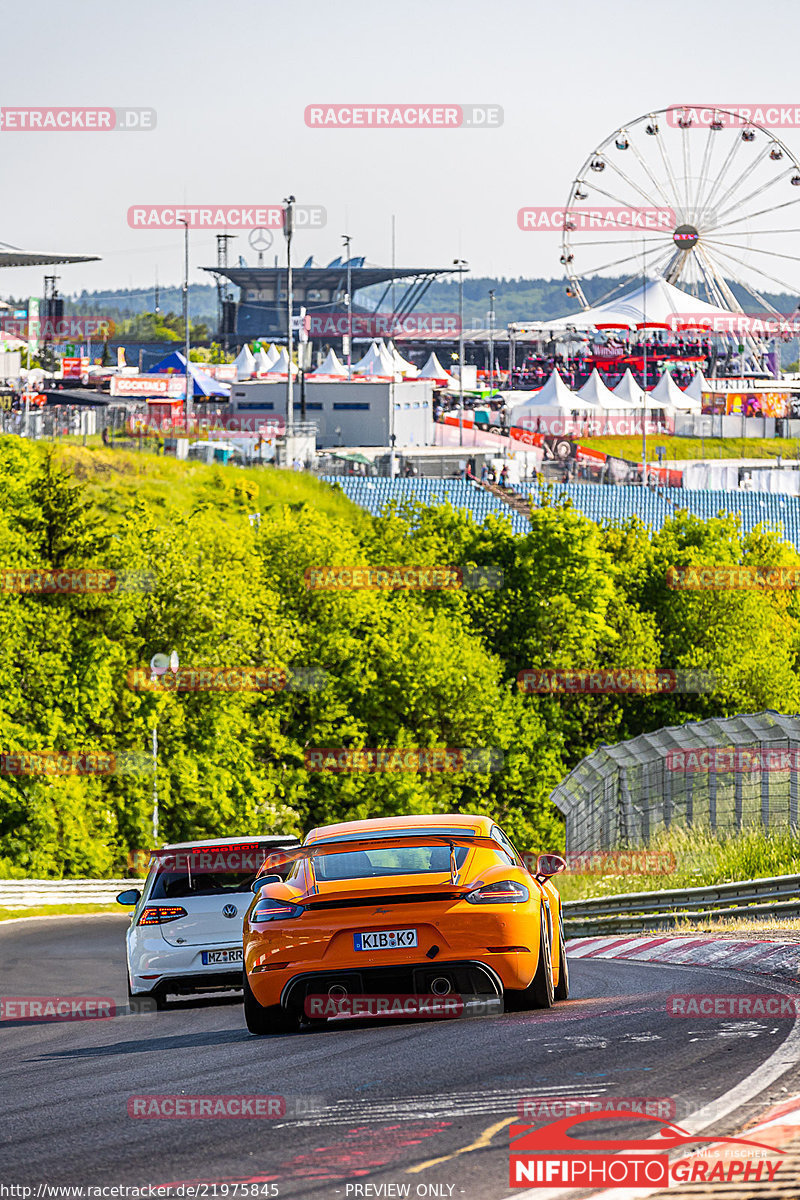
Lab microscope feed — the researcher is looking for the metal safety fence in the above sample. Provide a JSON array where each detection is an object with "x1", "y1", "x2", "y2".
[{"x1": 551, "y1": 712, "x2": 800, "y2": 852}]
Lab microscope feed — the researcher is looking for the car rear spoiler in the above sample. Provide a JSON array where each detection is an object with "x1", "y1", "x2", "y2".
[{"x1": 256, "y1": 832, "x2": 510, "y2": 891}]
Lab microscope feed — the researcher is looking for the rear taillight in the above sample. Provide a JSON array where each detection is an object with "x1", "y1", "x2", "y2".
[
  {"x1": 137, "y1": 905, "x2": 187, "y2": 925},
  {"x1": 466, "y1": 880, "x2": 529, "y2": 905},
  {"x1": 250, "y1": 897, "x2": 304, "y2": 923}
]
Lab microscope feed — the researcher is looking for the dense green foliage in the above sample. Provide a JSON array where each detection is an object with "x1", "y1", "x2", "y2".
[{"x1": 1, "y1": 441, "x2": 800, "y2": 878}]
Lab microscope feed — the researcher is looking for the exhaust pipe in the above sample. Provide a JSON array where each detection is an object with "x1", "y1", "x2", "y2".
[
  {"x1": 328, "y1": 984, "x2": 348, "y2": 1000},
  {"x1": 430, "y1": 976, "x2": 452, "y2": 996}
]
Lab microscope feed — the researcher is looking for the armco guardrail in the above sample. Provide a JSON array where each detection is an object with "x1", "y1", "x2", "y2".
[
  {"x1": 0, "y1": 879, "x2": 142, "y2": 907},
  {"x1": 563, "y1": 872, "x2": 800, "y2": 936}
]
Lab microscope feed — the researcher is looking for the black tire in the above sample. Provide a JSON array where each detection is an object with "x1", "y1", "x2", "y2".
[
  {"x1": 554, "y1": 912, "x2": 570, "y2": 1001},
  {"x1": 243, "y1": 971, "x2": 299, "y2": 1035},
  {"x1": 504, "y1": 906, "x2": 555, "y2": 1011},
  {"x1": 127, "y1": 977, "x2": 164, "y2": 1013}
]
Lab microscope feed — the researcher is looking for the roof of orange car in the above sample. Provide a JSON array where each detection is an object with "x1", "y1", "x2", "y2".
[{"x1": 304, "y1": 813, "x2": 495, "y2": 844}]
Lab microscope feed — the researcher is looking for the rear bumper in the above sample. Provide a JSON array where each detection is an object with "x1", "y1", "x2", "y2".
[
  {"x1": 131, "y1": 970, "x2": 243, "y2": 999},
  {"x1": 247, "y1": 957, "x2": 510, "y2": 1013}
]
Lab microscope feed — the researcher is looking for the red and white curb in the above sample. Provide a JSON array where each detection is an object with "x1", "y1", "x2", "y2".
[
  {"x1": 514, "y1": 1093, "x2": 800, "y2": 1199},
  {"x1": 504, "y1": 935, "x2": 800, "y2": 1197},
  {"x1": 566, "y1": 934, "x2": 800, "y2": 983}
]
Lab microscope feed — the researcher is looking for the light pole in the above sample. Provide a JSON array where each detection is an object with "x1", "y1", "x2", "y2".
[
  {"x1": 453, "y1": 259, "x2": 468, "y2": 447},
  {"x1": 342, "y1": 234, "x2": 352, "y2": 380},
  {"x1": 284, "y1": 195, "x2": 295, "y2": 437},
  {"x1": 148, "y1": 651, "x2": 179, "y2": 845},
  {"x1": 179, "y1": 219, "x2": 191, "y2": 433},
  {"x1": 488, "y1": 289, "x2": 496, "y2": 389},
  {"x1": 641, "y1": 241, "x2": 647, "y2": 486}
]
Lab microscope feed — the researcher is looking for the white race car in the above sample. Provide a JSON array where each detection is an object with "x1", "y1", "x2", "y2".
[{"x1": 117, "y1": 836, "x2": 299, "y2": 1009}]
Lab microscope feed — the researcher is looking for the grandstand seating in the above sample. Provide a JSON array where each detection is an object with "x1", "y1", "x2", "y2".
[
  {"x1": 320, "y1": 477, "x2": 532, "y2": 535},
  {"x1": 321, "y1": 477, "x2": 800, "y2": 549}
]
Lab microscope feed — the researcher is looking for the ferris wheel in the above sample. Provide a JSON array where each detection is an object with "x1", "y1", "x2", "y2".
[{"x1": 560, "y1": 106, "x2": 800, "y2": 326}]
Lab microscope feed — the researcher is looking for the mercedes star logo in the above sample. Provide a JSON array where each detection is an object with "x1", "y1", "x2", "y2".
[
  {"x1": 248, "y1": 227, "x2": 274, "y2": 253},
  {"x1": 222, "y1": 904, "x2": 238, "y2": 919}
]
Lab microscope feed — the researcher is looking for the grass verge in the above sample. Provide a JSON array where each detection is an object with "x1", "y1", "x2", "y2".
[
  {"x1": 556, "y1": 828, "x2": 800, "y2": 902},
  {"x1": 0, "y1": 904, "x2": 124, "y2": 922},
  {"x1": 578, "y1": 435, "x2": 800, "y2": 462}
]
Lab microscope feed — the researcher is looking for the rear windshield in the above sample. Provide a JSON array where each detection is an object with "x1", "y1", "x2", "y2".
[
  {"x1": 146, "y1": 845, "x2": 293, "y2": 899},
  {"x1": 310, "y1": 844, "x2": 470, "y2": 882},
  {"x1": 149, "y1": 869, "x2": 258, "y2": 899}
]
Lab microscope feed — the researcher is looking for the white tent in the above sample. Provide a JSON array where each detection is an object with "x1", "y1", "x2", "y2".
[
  {"x1": 265, "y1": 347, "x2": 298, "y2": 375},
  {"x1": 386, "y1": 340, "x2": 419, "y2": 377},
  {"x1": 543, "y1": 277, "x2": 740, "y2": 332},
  {"x1": 684, "y1": 368, "x2": 711, "y2": 403},
  {"x1": 576, "y1": 368, "x2": 623, "y2": 409},
  {"x1": 614, "y1": 368, "x2": 670, "y2": 411},
  {"x1": 417, "y1": 352, "x2": 456, "y2": 385},
  {"x1": 309, "y1": 348, "x2": 347, "y2": 377},
  {"x1": 234, "y1": 344, "x2": 255, "y2": 381},
  {"x1": 650, "y1": 369, "x2": 699, "y2": 411},
  {"x1": 352, "y1": 341, "x2": 395, "y2": 377},
  {"x1": 508, "y1": 371, "x2": 578, "y2": 420}
]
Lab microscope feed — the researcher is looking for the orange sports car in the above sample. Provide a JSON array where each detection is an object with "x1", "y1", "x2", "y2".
[{"x1": 242, "y1": 814, "x2": 567, "y2": 1034}]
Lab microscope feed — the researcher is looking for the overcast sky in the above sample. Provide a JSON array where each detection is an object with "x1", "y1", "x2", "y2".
[{"x1": 3, "y1": 0, "x2": 800, "y2": 306}]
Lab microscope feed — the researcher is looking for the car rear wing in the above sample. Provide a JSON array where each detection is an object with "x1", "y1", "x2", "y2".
[{"x1": 256, "y1": 832, "x2": 511, "y2": 891}]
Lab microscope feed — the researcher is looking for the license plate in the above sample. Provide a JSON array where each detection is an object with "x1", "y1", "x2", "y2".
[
  {"x1": 353, "y1": 929, "x2": 418, "y2": 951},
  {"x1": 201, "y1": 948, "x2": 243, "y2": 965}
]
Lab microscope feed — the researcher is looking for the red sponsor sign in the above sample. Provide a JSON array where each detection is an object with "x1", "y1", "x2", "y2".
[{"x1": 62, "y1": 356, "x2": 89, "y2": 378}]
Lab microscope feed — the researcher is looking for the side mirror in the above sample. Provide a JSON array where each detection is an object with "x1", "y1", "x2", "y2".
[
  {"x1": 535, "y1": 854, "x2": 567, "y2": 878},
  {"x1": 251, "y1": 874, "x2": 281, "y2": 893},
  {"x1": 116, "y1": 888, "x2": 141, "y2": 905}
]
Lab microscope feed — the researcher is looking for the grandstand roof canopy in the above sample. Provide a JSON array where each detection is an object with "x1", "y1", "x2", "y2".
[
  {"x1": 0, "y1": 242, "x2": 100, "y2": 269},
  {"x1": 203, "y1": 264, "x2": 454, "y2": 292}
]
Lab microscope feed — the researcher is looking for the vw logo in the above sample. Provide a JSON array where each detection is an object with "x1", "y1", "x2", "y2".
[
  {"x1": 222, "y1": 904, "x2": 238, "y2": 919},
  {"x1": 248, "y1": 227, "x2": 274, "y2": 253}
]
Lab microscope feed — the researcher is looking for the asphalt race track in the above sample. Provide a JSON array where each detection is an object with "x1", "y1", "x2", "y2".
[{"x1": 2, "y1": 915, "x2": 800, "y2": 1199}]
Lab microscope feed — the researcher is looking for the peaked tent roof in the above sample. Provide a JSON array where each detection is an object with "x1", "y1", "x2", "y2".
[
  {"x1": 418, "y1": 351, "x2": 451, "y2": 379},
  {"x1": 386, "y1": 339, "x2": 419, "y2": 377},
  {"x1": 309, "y1": 348, "x2": 348, "y2": 377},
  {"x1": 684, "y1": 367, "x2": 711, "y2": 401},
  {"x1": 234, "y1": 344, "x2": 255, "y2": 380},
  {"x1": 353, "y1": 340, "x2": 395, "y2": 376},
  {"x1": 613, "y1": 367, "x2": 670, "y2": 410},
  {"x1": 254, "y1": 347, "x2": 275, "y2": 374},
  {"x1": 265, "y1": 347, "x2": 298, "y2": 375},
  {"x1": 508, "y1": 370, "x2": 578, "y2": 417},
  {"x1": 650, "y1": 369, "x2": 699, "y2": 410},
  {"x1": 148, "y1": 350, "x2": 230, "y2": 397},
  {"x1": 543, "y1": 277, "x2": 740, "y2": 332},
  {"x1": 576, "y1": 368, "x2": 623, "y2": 409}
]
